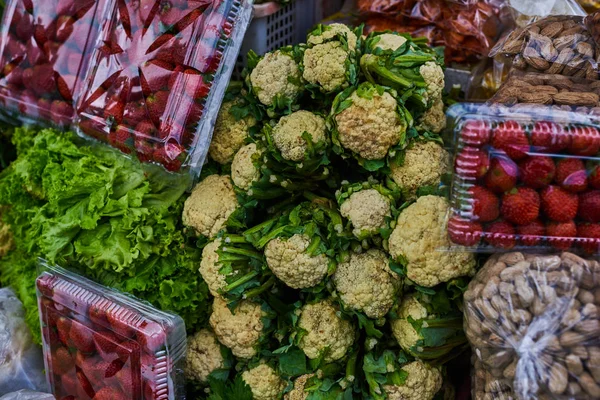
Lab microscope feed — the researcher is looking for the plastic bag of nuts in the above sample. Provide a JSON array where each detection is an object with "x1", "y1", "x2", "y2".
[
  {"x1": 491, "y1": 15, "x2": 599, "y2": 80},
  {"x1": 465, "y1": 252, "x2": 600, "y2": 399}
]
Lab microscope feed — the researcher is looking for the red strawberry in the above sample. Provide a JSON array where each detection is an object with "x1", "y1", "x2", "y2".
[
  {"x1": 491, "y1": 120, "x2": 529, "y2": 160},
  {"x1": 154, "y1": 141, "x2": 184, "y2": 171},
  {"x1": 579, "y1": 191, "x2": 600, "y2": 223},
  {"x1": 33, "y1": 24, "x2": 49, "y2": 47},
  {"x1": 76, "y1": 370, "x2": 96, "y2": 399},
  {"x1": 70, "y1": 320, "x2": 95, "y2": 353},
  {"x1": 484, "y1": 156, "x2": 518, "y2": 193},
  {"x1": 55, "y1": 15, "x2": 75, "y2": 42},
  {"x1": 183, "y1": 69, "x2": 210, "y2": 99},
  {"x1": 38, "y1": 97, "x2": 52, "y2": 120},
  {"x1": 519, "y1": 156, "x2": 555, "y2": 189},
  {"x1": 22, "y1": 0, "x2": 34, "y2": 14},
  {"x1": 547, "y1": 220, "x2": 577, "y2": 250},
  {"x1": 517, "y1": 220, "x2": 545, "y2": 246},
  {"x1": 541, "y1": 186, "x2": 578, "y2": 222},
  {"x1": 83, "y1": 357, "x2": 110, "y2": 385},
  {"x1": 117, "y1": 367, "x2": 140, "y2": 398},
  {"x1": 115, "y1": 339, "x2": 140, "y2": 363},
  {"x1": 555, "y1": 158, "x2": 588, "y2": 193},
  {"x1": 56, "y1": 316, "x2": 72, "y2": 345},
  {"x1": 108, "y1": 125, "x2": 133, "y2": 154},
  {"x1": 501, "y1": 187, "x2": 540, "y2": 225},
  {"x1": 26, "y1": 41, "x2": 45, "y2": 65},
  {"x1": 61, "y1": 372, "x2": 78, "y2": 395},
  {"x1": 105, "y1": 358, "x2": 125, "y2": 378},
  {"x1": 134, "y1": 138, "x2": 155, "y2": 163},
  {"x1": 52, "y1": 346, "x2": 74, "y2": 375},
  {"x1": 160, "y1": 3, "x2": 187, "y2": 26},
  {"x1": 531, "y1": 120, "x2": 570, "y2": 153},
  {"x1": 146, "y1": 90, "x2": 170, "y2": 126},
  {"x1": 469, "y1": 186, "x2": 500, "y2": 222},
  {"x1": 4, "y1": 64, "x2": 23, "y2": 87},
  {"x1": 107, "y1": 310, "x2": 136, "y2": 338},
  {"x1": 93, "y1": 330, "x2": 119, "y2": 355},
  {"x1": 174, "y1": 8, "x2": 202, "y2": 33},
  {"x1": 135, "y1": 120, "x2": 157, "y2": 138},
  {"x1": 32, "y1": 64, "x2": 57, "y2": 96},
  {"x1": 137, "y1": 321, "x2": 166, "y2": 353},
  {"x1": 15, "y1": 15, "x2": 33, "y2": 41},
  {"x1": 447, "y1": 215, "x2": 482, "y2": 246},
  {"x1": 577, "y1": 223, "x2": 600, "y2": 254},
  {"x1": 590, "y1": 164, "x2": 600, "y2": 189},
  {"x1": 56, "y1": 74, "x2": 75, "y2": 102},
  {"x1": 51, "y1": 100, "x2": 74, "y2": 125},
  {"x1": 94, "y1": 386, "x2": 128, "y2": 400},
  {"x1": 484, "y1": 220, "x2": 516, "y2": 249},
  {"x1": 569, "y1": 125, "x2": 600, "y2": 156},
  {"x1": 123, "y1": 101, "x2": 147, "y2": 126},
  {"x1": 21, "y1": 67, "x2": 34, "y2": 91},
  {"x1": 104, "y1": 98, "x2": 126, "y2": 125},
  {"x1": 168, "y1": 65, "x2": 186, "y2": 90},
  {"x1": 89, "y1": 302, "x2": 108, "y2": 326}
]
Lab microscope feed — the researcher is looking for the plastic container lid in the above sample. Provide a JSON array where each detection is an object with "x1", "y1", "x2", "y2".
[{"x1": 35, "y1": 261, "x2": 187, "y2": 400}]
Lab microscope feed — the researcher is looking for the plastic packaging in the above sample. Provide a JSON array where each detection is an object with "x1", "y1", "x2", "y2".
[
  {"x1": 580, "y1": 0, "x2": 600, "y2": 12},
  {"x1": 491, "y1": 14, "x2": 599, "y2": 80},
  {"x1": 36, "y1": 261, "x2": 187, "y2": 400},
  {"x1": 0, "y1": 391, "x2": 54, "y2": 400},
  {"x1": 465, "y1": 251, "x2": 600, "y2": 399},
  {"x1": 76, "y1": 0, "x2": 253, "y2": 172},
  {"x1": 0, "y1": 0, "x2": 106, "y2": 126},
  {"x1": 0, "y1": 288, "x2": 47, "y2": 394},
  {"x1": 447, "y1": 103, "x2": 600, "y2": 253}
]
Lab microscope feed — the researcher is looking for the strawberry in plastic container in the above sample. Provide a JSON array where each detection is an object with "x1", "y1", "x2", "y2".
[
  {"x1": 77, "y1": 0, "x2": 237, "y2": 171},
  {"x1": 0, "y1": 0, "x2": 104, "y2": 125},
  {"x1": 36, "y1": 263, "x2": 187, "y2": 400}
]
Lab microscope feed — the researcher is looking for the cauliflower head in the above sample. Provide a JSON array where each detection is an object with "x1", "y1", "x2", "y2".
[
  {"x1": 272, "y1": 110, "x2": 327, "y2": 162},
  {"x1": 209, "y1": 297, "x2": 265, "y2": 359},
  {"x1": 419, "y1": 62, "x2": 444, "y2": 104},
  {"x1": 208, "y1": 101, "x2": 256, "y2": 165},
  {"x1": 284, "y1": 374, "x2": 314, "y2": 400},
  {"x1": 307, "y1": 23, "x2": 358, "y2": 52},
  {"x1": 250, "y1": 50, "x2": 303, "y2": 107},
  {"x1": 183, "y1": 175, "x2": 239, "y2": 239},
  {"x1": 231, "y1": 143, "x2": 261, "y2": 191},
  {"x1": 242, "y1": 364, "x2": 286, "y2": 400},
  {"x1": 388, "y1": 195, "x2": 475, "y2": 287},
  {"x1": 185, "y1": 329, "x2": 225, "y2": 384},
  {"x1": 264, "y1": 234, "x2": 328, "y2": 289},
  {"x1": 418, "y1": 97, "x2": 446, "y2": 134},
  {"x1": 0, "y1": 221, "x2": 14, "y2": 257},
  {"x1": 383, "y1": 360, "x2": 442, "y2": 400},
  {"x1": 390, "y1": 294, "x2": 428, "y2": 353},
  {"x1": 333, "y1": 249, "x2": 400, "y2": 319},
  {"x1": 335, "y1": 84, "x2": 405, "y2": 160},
  {"x1": 340, "y1": 189, "x2": 391, "y2": 239},
  {"x1": 199, "y1": 239, "x2": 227, "y2": 298},
  {"x1": 297, "y1": 299, "x2": 355, "y2": 362},
  {"x1": 389, "y1": 141, "x2": 450, "y2": 198},
  {"x1": 302, "y1": 42, "x2": 350, "y2": 93},
  {"x1": 375, "y1": 33, "x2": 407, "y2": 51}
]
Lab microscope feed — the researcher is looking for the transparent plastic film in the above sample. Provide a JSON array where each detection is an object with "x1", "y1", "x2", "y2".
[{"x1": 465, "y1": 252, "x2": 600, "y2": 399}]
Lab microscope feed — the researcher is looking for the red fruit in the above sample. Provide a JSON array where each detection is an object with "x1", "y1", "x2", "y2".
[
  {"x1": 137, "y1": 321, "x2": 166, "y2": 353},
  {"x1": 501, "y1": 187, "x2": 540, "y2": 226},
  {"x1": 51, "y1": 100, "x2": 74, "y2": 125},
  {"x1": 484, "y1": 220, "x2": 516, "y2": 249},
  {"x1": 69, "y1": 320, "x2": 95, "y2": 353},
  {"x1": 173, "y1": 8, "x2": 202, "y2": 33},
  {"x1": 93, "y1": 330, "x2": 119, "y2": 355},
  {"x1": 555, "y1": 158, "x2": 588, "y2": 193},
  {"x1": 56, "y1": 75, "x2": 73, "y2": 102},
  {"x1": 52, "y1": 346, "x2": 74, "y2": 375},
  {"x1": 590, "y1": 165, "x2": 600, "y2": 190},
  {"x1": 61, "y1": 372, "x2": 78, "y2": 395},
  {"x1": 547, "y1": 220, "x2": 577, "y2": 250},
  {"x1": 447, "y1": 215, "x2": 482, "y2": 246},
  {"x1": 89, "y1": 303, "x2": 107, "y2": 326},
  {"x1": 484, "y1": 157, "x2": 518, "y2": 193},
  {"x1": 94, "y1": 386, "x2": 128, "y2": 400},
  {"x1": 146, "y1": 90, "x2": 170, "y2": 126},
  {"x1": 32, "y1": 65, "x2": 56, "y2": 96},
  {"x1": 109, "y1": 125, "x2": 133, "y2": 154},
  {"x1": 56, "y1": 316, "x2": 72, "y2": 345},
  {"x1": 123, "y1": 101, "x2": 147, "y2": 126},
  {"x1": 107, "y1": 310, "x2": 136, "y2": 338},
  {"x1": 154, "y1": 141, "x2": 184, "y2": 171},
  {"x1": 579, "y1": 191, "x2": 600, "y2": 223},
  {"x1": 541, "y1": 186, "x2": 578, "y2": 222},
  {"x1": 15, "y1": 15, "x2": 33, "y2": 41},
  {"x1": 569, "y1": 125, "x2": 600, "y2": 156},
  {"x1": 469, "y1": 186, "x2": 500, "y2": 222},
  {"x1": 26, "y1": 41, "x2": 45, "y2": 65},
  {"x1": 104, "y1": 98, "x2": 126, "y2": 124},
  {"x1": 4, "y1": 65, "x2": 23, "y2": 87},
  {"x1": 22, "y1": 0, "x2": 34, "y2": 14},
  {"x1": 183, "y1": 69, "x2": 210, "y2": 99},
  {"x1": 55, "y1": 15, "x2": 75, "y2": 42},
  {"x1": 135, "y1": 120, "x2": 157, "y2": 138},
  {"x1": 76, "y1": 370, "x2": 95, "y2": 399},
  {"x1": 160, "y1": 4, "x2": 186, "y2": 26},
  {"x1": 167, "y1": 65, "x2": 186, "y2": 90},
  {"x1": 105, "y1": 358, "x2": 125, "y2": 378},
  {"x1": 117, "y1": 367, "x2": 140, "y2": 398},
  {"x1": 577, "y1": 223, "x2": 600, "y2": 254},
  {"x1": 517, "y1": 220, "x2": 545, "y2": 246},
  {"x1": 33, "y1": 24, "x2": 49, "y2": 47},
  {"x1": 115, "y1": 339, "x2": 140, "y2": 363},
  {"x1": 519, "y1": 156, "x2": 555, "y2": 189},
  {"x1": 491, "y1": 120, "x2": 529, "y2": 160},
  {"x1": 531, "y1": 121, "x2": 570, "y2": 153}
]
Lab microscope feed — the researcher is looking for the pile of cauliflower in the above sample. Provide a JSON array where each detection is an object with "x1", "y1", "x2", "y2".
[{"x1": 182, "y1": 24, "x2": 471, "y2": 400}]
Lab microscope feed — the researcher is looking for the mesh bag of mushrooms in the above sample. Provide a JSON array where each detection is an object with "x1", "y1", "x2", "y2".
[{"x1": 465, "y1": 252, "x2": 600, "y2": 399}]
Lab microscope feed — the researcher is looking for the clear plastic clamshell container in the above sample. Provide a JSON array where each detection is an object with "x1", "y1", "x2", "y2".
[
  {"x1": 36, "y1": 261, "x2": 187, "y2": 400},
  {"x1": 447, "y1": 103, "x2": 600, "y2": 254}
]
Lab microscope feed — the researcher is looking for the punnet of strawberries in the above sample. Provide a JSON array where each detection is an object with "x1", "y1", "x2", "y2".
[
  {"x1": 36, "y1": 263, "x2": 187, "y2": 400},
  {"x1": 448, "y1": 103, "x2": 600, "y2": 254}
]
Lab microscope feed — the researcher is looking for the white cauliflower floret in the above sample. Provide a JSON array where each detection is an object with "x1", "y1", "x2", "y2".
[
  {"x1": 272, "y1": 110, "x2": 327, "y2": 162},
  {"x1": 303, "y1": 42, "x2": 349, "y2": 93},
  {"x1": 185, "y1": 329, "x2": 225, "y2": 384},
  {"x1": 0, "y1": 221, "x2": 13, "y2": 257},
  {"x1": 333, "y1": 249, "x2": 400, "y2": 319},
  {"x1": 390, "y1": 141, "x2": 449, "y2": 198},
  {"x1": 340, "y1": 189, "x2": 391, "y2": 239},
  {"x1": 231, "y1": 143, "x2": 261, "y2": 190},
  {"x1": 335, "y1": 87, "x2": 404, "y2": 160},
  {"x1": 209, "y1": 297, "x2": 265, "y2": 359},
  {"x1": 307, "y1": 23, "x2": 358, "y2": 52},
  {"x1": 419, "y1": 62, "x2": 444, "y2": 104},
  {"x1": 375, "y1": 33, "x2": 407, "y2": 51},
  {"x1": 208, "y1": 101, "x2": 256, "y2": 164},
  {"x1": 418, "y1": 97, "x2": 446, "y2": 134},
  {"x1": 264, "y1": 234, "x2": 328, "y2": 289},
  {"x1": 383, "y1": 360, "x2": 443, "y2": 400},
  {"x1": 182, "y1": 175, "x2": 239, "y2": 239},
  {"x1": 199, "y1": 239, "x2": 227, "y2": 298},
  {"x1": 250, "y1": 50, "x2": 303, "y2": 106},
  {"x1": 285, "y1": 374, "x2": 314, "y2": 400},
  {"x1": 242, "y1": 364, "x2": 286, "y2": 400},
  {"x1": 388, "y1": 195, "x2": 475, "y2": 287},
  {"x1": 390, "y1": 294, "x2": 428, "y2": 353},
  {"x1": 297, "y1": 299, "x2": 355, "y2": 363}
]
